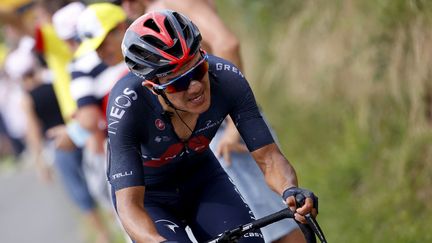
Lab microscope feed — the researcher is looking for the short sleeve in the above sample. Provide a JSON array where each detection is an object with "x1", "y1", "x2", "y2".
[
  {"x1": 211, "y1": 56, "x2": 275, "y2": 151},
  {"x1": 106, "y1": 77, "x2": 146, "y2": 191}
]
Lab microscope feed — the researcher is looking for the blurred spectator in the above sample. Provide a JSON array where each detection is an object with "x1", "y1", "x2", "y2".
[
  {"x1": 53, "y1": 1, "x2": 129, "y2": 209},
  {"x1": 16, "y1": 40, "x2": 110, "y2": 243},
  {"x1": 0, "y1": 80, "x2": 24, "y2": 160},
  {"x1": 53, "y1": 2, "x2": 132, "y2": 242},
  {"x1": 71, "y1": 2, "x2": 129, "y2": 155},
  {"x1": 0, "y1": 34, "x2": 30, "y2": 160},
  {"x1": 0, "y1": 114, "x2": 14, "y2": 159},
  {"x1": 0, "y1": 1, "x2": 113, "y2": 242},
  {"x1": 31, "y1": 0, "x2": 78, "y2": 123}
]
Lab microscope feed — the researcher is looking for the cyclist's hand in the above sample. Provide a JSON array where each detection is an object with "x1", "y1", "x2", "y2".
[{"x1": 283, "y1": 187, "x2": 318, "y2": 224}]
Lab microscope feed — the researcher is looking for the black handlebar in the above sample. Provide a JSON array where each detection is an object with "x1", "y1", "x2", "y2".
[
  {"x1": 206, "y1": 208, "x2": 327, "y2": 243},
  {"x1": 248, "y1": 207, "x2": 294, "y2": 229}
]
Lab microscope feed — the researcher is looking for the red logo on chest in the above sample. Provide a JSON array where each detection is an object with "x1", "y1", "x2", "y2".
[{"x1": 143, "y1": 135, "x2": 211, "y2": 167}]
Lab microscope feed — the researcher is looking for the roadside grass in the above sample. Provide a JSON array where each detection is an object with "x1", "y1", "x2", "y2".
[{"x1": 218, "y1": 0, "x2": 432, "y2": 242}]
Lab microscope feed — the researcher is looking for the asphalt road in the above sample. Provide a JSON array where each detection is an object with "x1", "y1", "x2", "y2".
[{"x1": 0, "y1": 165, "x2": 84, "y2": 243}]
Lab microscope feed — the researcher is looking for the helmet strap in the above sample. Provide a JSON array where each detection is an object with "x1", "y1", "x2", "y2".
[{"x1": 159, "y1": 91, "x2": 196, "y2": 138}]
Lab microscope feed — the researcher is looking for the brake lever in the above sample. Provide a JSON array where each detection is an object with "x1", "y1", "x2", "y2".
[
  {"x1": 295, "y1": 194, "x2": 327, "y2": 243},
  {"x1": 305, "y1": 213, "x2": 327, "y2": 243}
]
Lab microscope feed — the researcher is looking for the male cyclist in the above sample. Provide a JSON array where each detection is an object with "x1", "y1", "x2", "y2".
[
  {"x1": 115, "y1": 1, "x2": 308, "y2": 241},
  {"x1": 107, "y1": 10, "x2": 318, "y2": 242}
]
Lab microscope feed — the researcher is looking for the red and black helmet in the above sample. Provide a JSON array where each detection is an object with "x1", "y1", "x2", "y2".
[{"x1": 121, "y1": 10, "x2": 202, "y2": 79}]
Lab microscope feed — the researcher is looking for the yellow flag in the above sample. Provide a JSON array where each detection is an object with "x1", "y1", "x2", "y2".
[{"x1": 39, "y1": 24, "x2": 77, "y2": 122}]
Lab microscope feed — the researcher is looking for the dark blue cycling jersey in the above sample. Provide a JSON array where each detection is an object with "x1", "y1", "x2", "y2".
[
  {"x1": 107, "y1": 55, "x2": 274, "y2": 189},
  {"x1": 107, "y1": 55, "x2": 273, "y2": 242}
]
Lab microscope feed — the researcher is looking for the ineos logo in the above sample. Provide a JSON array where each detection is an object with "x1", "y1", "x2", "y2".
[
  {"x1": 110, "y1": 88, "x2": 137, "y2": 119},
  {"x1": 114, "y1": 95, "x2": 132, "y2": 108},
  {"x1": 108, "y1": 88, "x2": 138, "y2": 135}
]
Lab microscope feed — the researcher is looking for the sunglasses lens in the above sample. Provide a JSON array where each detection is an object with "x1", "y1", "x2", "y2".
[
  {"x1": 191, "y1": 61, "x2": 208, "y2": 81},
  {"x1": 164, "y1": 57, "x2": 208, "y2": 93},
  {"x1": 165, "y1": 79, "x2": 189, "y2": 93}
]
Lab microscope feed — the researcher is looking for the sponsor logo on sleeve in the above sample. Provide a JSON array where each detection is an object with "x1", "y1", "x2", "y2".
[
  {"x1": 111, "y1": 171, "x2": 133, "y2": 180},
  {"x1": 108, "y1": 88, "x2": 138, "y2": 135}
]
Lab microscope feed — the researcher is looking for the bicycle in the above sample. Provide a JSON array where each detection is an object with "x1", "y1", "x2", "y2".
[{"x1": 206, "y1": 208, "x2": 327, "y2": 243}]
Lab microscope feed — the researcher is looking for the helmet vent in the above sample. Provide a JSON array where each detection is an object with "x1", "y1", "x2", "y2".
[
  {"x1": 164, "y1": 18, "x2": 176, "y2": 40},
  {"x1": 189, "y1": 38, "x2": 200, "y2": 55},
  {"x1": 173, "y1": 12, "x2": 190, "y2": 41},
  {"x1": 125, "y1": 56, "x2": 152, "y2": 77},
  {"x1": 143, "y1": 19, "x2": 160, "y2": 33},
  {"x1": 167, "y1": 40, "x2": 183, "y2": 58},
  {"x1": 163, "y1": 15, "x2": 186, "y2": 58},
  {"x1": 142, "y1": 35, "x2": 166, "y2": 50},
  {"x1": 173, "y1": 12, "x2": 187, "y2": 30},
  {"x1": 130, "y1": 44, "x2": 160, "y2": 63}
]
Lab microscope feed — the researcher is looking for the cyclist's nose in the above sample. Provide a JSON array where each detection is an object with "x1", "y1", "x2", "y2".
[{"x1": 187, "y1": 80, "x2": 202, "y2": 92}]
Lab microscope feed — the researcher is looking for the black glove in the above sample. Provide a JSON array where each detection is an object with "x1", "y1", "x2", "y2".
[{"x1": 282, "y1": 186, "x2": 318, "y2": 213}]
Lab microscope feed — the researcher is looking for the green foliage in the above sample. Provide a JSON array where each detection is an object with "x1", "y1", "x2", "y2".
[
  {"x1": 223, "y1": 0, "x2": 305, "y2": 32},
  {"x1": 218, "y1": 0, "x2": 432, "y2": 242}
]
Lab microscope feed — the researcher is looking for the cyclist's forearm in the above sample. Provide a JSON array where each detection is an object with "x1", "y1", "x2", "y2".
[
  {"x1": 119, "y1": 208, "x2": 163, "y2": 242},
  {"x1": 265, "y1": 154, "x2": 298, "y2": 195},
  {"x1": 252, "y1": 143, "x2": 299, "y2": 195},
  {"x1": 116, "y1": 188, "x2": 165, "y2": 242}
]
